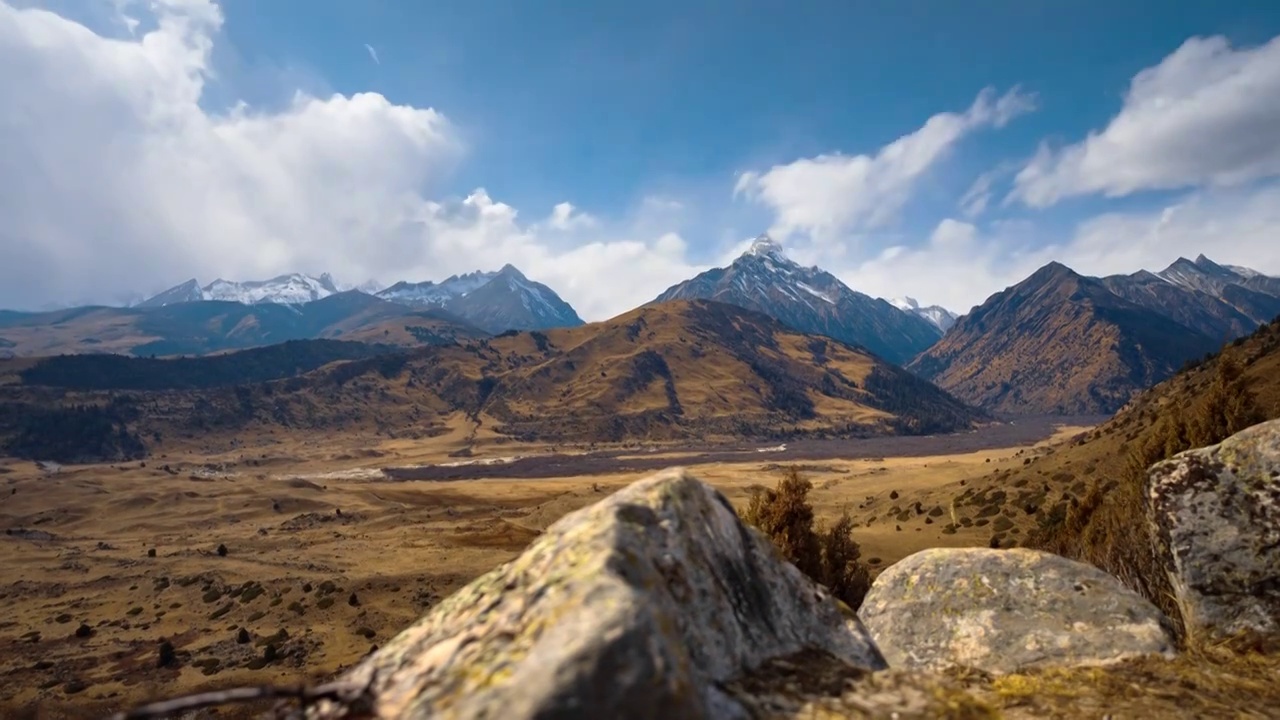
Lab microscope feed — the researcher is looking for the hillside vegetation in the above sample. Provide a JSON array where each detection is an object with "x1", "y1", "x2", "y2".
[
  {"x1": 0, "y1": 301, "x2": 985, "y2": 461},
  {"x1": 987, "y1": 314, "x2": 1280, "y2": 637}
]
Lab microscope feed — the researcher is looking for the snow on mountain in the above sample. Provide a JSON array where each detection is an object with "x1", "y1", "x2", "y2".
[
  {"x1": 378, "y1": 265, "x2": 583, "y2": 333},
  {"x1": 1156, "y1": 254, "x2": 1280, "y2": 298},
  {"x1": 653, "y1": 234, "x2": 943, "y2": 365},
  {"x1": 890, "y1": 297, "x2": 958, "y2": 333},
  {"x1": 377, "y1": 270, "x2": 500, "y2": 307},
  {"x1": 139, "y1": 273, "x2": 344, "y2": 307}
]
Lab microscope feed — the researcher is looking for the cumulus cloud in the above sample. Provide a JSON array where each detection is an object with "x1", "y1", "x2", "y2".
[
  {"x1": 1012, "y1": 34, "x2": 1280, "y2": 207},
  {"x1": 0, "y1": 0, "x2": 700, "y2": 319},
  {"x1": 735, "y1": 87, "x2": 1036, "y2": 242}
]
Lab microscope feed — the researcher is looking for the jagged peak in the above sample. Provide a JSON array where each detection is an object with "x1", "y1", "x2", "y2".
[{"x1": 742, "y1": 233, "x2": 788, "y2": 261}]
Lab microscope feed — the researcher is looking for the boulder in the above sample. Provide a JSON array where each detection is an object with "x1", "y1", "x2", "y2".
[
  {"x1": 307, "y1": 468, "x2": 885, "y2": 719},
  {"x1": 858, "y1": 547, "x2": 1175, "y2": 674},
  {"x1": 1147, "y1": 419, "x2": 1280, "y2": 646}
]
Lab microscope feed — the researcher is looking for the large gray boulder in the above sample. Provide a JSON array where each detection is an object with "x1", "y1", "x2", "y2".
[
  {"x1": 1147, "y1": 419, "x2": 1280, "y2": 646},
  {"x1": 858, "y1": 547, "x2": 1175, "y2": 674},
  {"x1": 306, "y1": 468, "x2": 885, "y2": 719}
]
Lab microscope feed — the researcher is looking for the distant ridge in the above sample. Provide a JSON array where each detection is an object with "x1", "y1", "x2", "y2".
[{"x1": 910, "y1": 257, "x2": 1280, "y2": 414}]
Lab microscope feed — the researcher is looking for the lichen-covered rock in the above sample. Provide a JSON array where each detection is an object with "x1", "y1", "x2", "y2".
[
  {"x1": 858, "y1": 548, "x2": 1175, "y2": 674},
  {"x1": 306, "y1": 468, "x2": 885, "y2": 719},
  {"x1": 1147, "y1": 419, "x2": 1280, "y2": 646}
]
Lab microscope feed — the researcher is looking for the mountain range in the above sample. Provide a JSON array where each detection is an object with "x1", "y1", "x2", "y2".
[
  {"x1": 137, "y1": 265, "x2": 582, "y2": 336},
  {"x1": 0, "y1": 301, "x2": 987, "y2": 461},
  {"x1": 6, "y1": 238, "x2": 1280, "y2": 420},
  {"x1": 911, "y1": 256, "x2": 1280, "y2": 414},
  {"x1": 376, "y1": 264, "x2": 583, "y2": 333},
  {"x1": 653, "y1": 235, "x2": 944, "y2": 365}
]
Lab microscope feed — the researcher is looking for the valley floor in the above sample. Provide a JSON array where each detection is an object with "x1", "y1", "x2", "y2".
[{"x1": 1, "y1": 418, "x2": 1096, "y2": 718}]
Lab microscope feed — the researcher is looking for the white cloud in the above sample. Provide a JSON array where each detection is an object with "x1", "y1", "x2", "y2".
[
  {"x1": 364, "y1": 43, "x2": 379, "y2": 65},
  {"x1": 1013, "y1": 34, "x2": 1280, "y2": 207},
  {"x1": 0, "y1": 0, "x2": 700, "y2": 319},
  {"x1": 543, "y1": 202, "x2": 598, "y2": 232},
  {"x1": 833, "y1": 183, "x2": 1280, "y2": 315},
  {"x1": 735, "y1": 87, "x2": 1035, "y2": 242},
  {"x1": 835, "y1": 219, "x2": 1053, "y2": 314}
]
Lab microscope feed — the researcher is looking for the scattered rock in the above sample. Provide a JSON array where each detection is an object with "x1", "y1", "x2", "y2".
[
  {"x1": 858, "y1": 547, "x2": 1175, "y2": 674},
  {"x1": 216, "y1": 543, "x2": 228, "y2": 557},
  {"x1": 74, "y1": 623, "x2": 93, "y2": 639},
  {"x1": 307, "y1": 468, "x2": 885, "y2": 719},
  {"x1": 1147, "y1": 420, "x2": 1280, "y2": 646}
]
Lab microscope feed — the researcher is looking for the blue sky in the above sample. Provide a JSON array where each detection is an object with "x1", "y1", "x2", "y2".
[
  {"x1": 3, "y1": 0, "x2": 1280, "y2": 317},
  {"x1": 209, "y1": 0, "x2": 1280, "y2": 234}
]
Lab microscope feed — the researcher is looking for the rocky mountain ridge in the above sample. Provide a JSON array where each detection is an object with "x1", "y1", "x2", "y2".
[
  {"x1": 911, "y1": 257, "x2": 1280, "y2": 414},
  {"x1": 654, "y1": 235, "x2": 943, "y2": 365}
]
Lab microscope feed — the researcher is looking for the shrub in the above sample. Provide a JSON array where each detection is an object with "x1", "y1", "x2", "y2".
[{"x1": 740, "y1": 467, "x2": 871, "y2": 610}]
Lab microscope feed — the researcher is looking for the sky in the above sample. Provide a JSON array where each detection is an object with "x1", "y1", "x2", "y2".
[{"x1": 3, "y1": 0, "x2": 1280, "y2": 319}]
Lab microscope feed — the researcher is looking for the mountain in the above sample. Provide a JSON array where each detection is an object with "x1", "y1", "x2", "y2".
[
  {"x1": 908, "y1": 262, "x2": 1222, "y2": 415},
  {"x1": 0, "y1": 292, "x2": 488, "y2": 357},
  {"x1": 1157, "y1": 254, "x2": 1280, "y2": 300},
  {"x1": 139, "y1": 273, "x2": 343, "y2": 307},
  {"x1": 0, "y1": 300, "x2": 988, "y2": 460},
  {"x1": 377, "y1": 264, "x2": 583, "y2": 333},
  {"x1": 653, "y1": 235, "x2": 942, "y2": 365},
  {"x1": 1098, "y1": 269, "x2": 1264, "y2": 342},
  {"x1": 889, "y1": 297, "x2": 958, "y2": 333}
]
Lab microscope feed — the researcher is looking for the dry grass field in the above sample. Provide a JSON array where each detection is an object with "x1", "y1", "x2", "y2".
[{"x1": 0, "y1": 420, "x2": 1080, "y2": 719}]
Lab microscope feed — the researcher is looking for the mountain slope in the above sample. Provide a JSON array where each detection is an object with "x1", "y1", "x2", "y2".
[
  {"x1": 378, "y1": 265, "x2": 583, "y2": 332},
  {"x1": 0, "y1": 293, "x2": 488, "y2": 357},
  {"x1": 0, "y1": 300, "x2": 987, "y2": 458},
  {"x1": 909, "y1": 262, "x2": 1221, "y2": 415},
  {"x1": 653, "y1": 235, "x2": 941, "y2": 364}
]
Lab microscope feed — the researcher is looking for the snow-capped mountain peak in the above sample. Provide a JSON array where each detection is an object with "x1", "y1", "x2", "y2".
[
  {"x1": 890, "y1": 296, "x2": 957, "y2": 333},
  {"x1": 376, "y1": 265, "x2": 583, "y2": 332},
  {"x1": 138, "y1": 273, "x2": 343, "y2": 307},
  {"x1": 202, "y1": 273, "x2": 340, "y2": 305},
  {"x1": 653, "y1": 234, "x2": 945, "y2": 364},
  {"x1": 743, "y1": 233, "x2": 789, "y2": 261}
]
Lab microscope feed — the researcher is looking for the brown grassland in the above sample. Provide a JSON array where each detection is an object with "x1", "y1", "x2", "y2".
[{"x1": 0, "y1": 416, "x2": 1073, "y2": 719}]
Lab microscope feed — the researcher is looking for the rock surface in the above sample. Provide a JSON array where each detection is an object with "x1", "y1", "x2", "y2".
[
  {"x1": 1147, "y1": 419, "x2": 1280, "y2": 646},
  {"x1": 306, "y1": 468, "x2": 884, "y2": 719},
  {"x1": 858, "y1": 547, "x2": 1175, "y2": 674}
]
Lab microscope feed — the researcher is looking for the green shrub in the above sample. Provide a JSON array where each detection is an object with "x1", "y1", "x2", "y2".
[{"x1": 741, "y1": 467, "x2": 871, "y2": 610}]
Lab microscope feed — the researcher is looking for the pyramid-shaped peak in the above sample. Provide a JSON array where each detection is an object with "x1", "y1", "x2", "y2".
[
  {"x1": 1191, "y1": 254, "x2": 1233, "y2": 274},
  {"x1": 744, "y1": 233, "x2": 787, "y2": 259},
  {"x1": 497, "y1": 263, "x2": 528, "y2": 280}
]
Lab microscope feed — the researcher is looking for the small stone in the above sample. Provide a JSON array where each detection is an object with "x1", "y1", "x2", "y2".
[
  {"x1": 858, "y1": 547, "x2": 1175, "y2": 674},
  {"x1": 74, "y1": 623, "x2": 93, "y2": 639}
]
